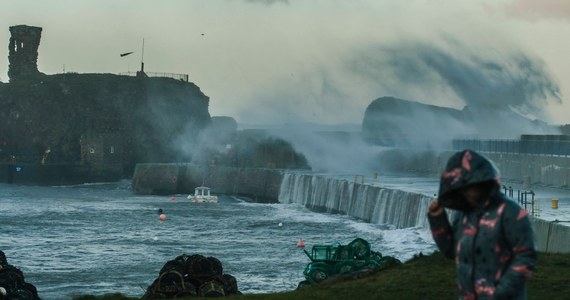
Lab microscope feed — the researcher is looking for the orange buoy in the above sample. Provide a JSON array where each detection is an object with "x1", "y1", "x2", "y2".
[
  {"x1": 159, "y1": 214, "x2": 167, "y2": 221},
  {"x1": 297, "y1": 239, "x2": 305, "y2": 248}
]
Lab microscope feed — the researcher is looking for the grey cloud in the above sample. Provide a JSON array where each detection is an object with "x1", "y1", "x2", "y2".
[
  {"x1": 347, "y1": 39, "x2": 561, "y2": 122},
  {"x1": 244, "y1": 0, "x2": 289, "y2": 5},
  {"x1": 503, "y1": 0, "x2": 570, "y2": 21}
]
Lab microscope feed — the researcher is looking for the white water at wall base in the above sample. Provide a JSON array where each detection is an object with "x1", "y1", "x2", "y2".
[{"x1": 278, "y1": 173, "x2": 433, "y2": 229}]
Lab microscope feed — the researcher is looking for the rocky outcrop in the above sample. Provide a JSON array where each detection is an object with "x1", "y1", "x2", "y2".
[
  {"x1": 0, "y1": 250, "x2": 41, "y2": 300},
  {"x1": 193, "y1": 129, "x2": 310, "y2": 170},
  {"x1": 362, "y1": 96, "x2": 472, "y2": 147},
  {"x1": 362, "y1": 96, "x2": 559, "y2": 147}
]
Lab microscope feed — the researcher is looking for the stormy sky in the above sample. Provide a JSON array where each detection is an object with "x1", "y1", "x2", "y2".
[{"x1": 1, "y1": 0, "x2": 569, "y2": 126}]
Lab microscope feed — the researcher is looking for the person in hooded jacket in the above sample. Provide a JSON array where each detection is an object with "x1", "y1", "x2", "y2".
[{"x1": 428, "y1": 150, "x2": 536, "y2": 300}]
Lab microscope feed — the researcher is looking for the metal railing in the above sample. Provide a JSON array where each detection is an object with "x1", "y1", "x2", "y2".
[
  {"x1": 503, "y1": 185, "x2": 540, "y2": 217},
  {"x1": 118, "y1": 71, "x2": 189, "y2": 82},
  {"x1": 453, "y1": 138, "x2": 570, "y2": 156}
]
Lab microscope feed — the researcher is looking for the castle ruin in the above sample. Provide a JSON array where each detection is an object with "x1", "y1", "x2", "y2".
[{"x1": 8, "y1": 25, "x2": 42, "y2": 82}]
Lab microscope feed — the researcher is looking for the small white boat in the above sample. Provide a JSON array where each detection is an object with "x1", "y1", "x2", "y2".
[{"x1": 187, "y1": 186, "x2": 218, "y2": 203}]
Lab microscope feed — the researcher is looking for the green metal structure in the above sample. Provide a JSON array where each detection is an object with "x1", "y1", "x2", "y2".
[{"x1": 302, "y1": 238, "x2": 401, "y2": 284}]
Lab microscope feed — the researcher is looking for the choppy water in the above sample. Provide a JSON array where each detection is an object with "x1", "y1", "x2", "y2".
[{"x1": 0, "y1": 181, "x2": 436, "y2": 300}]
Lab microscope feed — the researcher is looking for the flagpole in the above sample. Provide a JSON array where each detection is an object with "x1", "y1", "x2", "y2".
[{"x1": 140, "y1": 38, "x2": 145, "y2": 73}]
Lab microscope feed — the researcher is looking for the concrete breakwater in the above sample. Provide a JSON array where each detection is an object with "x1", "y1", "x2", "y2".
[
  {"x1": 379, "y1": 149, "x2": 570, "y2": 189},
  {"x1": 531, "y1": 218, "x2": 570, "y2": 254},
  {"x1": 131, "y1": 163, "x2": 283, "y2": 203},
  {"x1": 278, "y1": 172, "x2": 570, "y2": 253},
  {"x1": 132, "y1": 163, "x2": 570, "y2": 253},
  {"x1": 484, "y1": 152, "x2": 570, "y2": 188},
  {"x1": 278, "y1": 173, "x2": 432, "y2": 229}
]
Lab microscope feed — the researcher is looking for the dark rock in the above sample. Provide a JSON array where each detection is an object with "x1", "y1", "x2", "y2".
[
  {"x1": 0, "y1": 250, "x2": 41, "y2": 300},
  {"x1": 362, "y1": 96, "x2": 560, "y2": 148},
  {"x1": 142, "y1": 254, "x2": 240, "y2": 299}
]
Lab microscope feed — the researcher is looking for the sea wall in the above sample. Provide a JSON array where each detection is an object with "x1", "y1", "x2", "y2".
[
  {"x1": 529, "y1": 219, "x2": 570, "y2": 254},
  {"x1": 131, "y1": 163, "x2": 283, "y2": 203},
  {"x1": 380, "y1": 149, "x2": 570, "y2": 189},
  {"x1": 278, "y1": 172, "x2": 570, "y2": 253},
  {"x1": 0, "y1": 162, "x2": 122, "y2": 185},
  {"x1": 278, "y1": 173, "x2": 432, "y2": 229},
  {"x1": 484, "y1": 152, "x2": 570, "y2": 188}
]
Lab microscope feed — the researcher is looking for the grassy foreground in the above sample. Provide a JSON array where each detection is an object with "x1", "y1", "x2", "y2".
[{"x1": 75, "y1": 251, "x2": 570, "y2": 300}]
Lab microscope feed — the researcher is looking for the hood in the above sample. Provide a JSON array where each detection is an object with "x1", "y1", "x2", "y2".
[{"x1": 438, "y1": 150, "x2": 500, "y2": 211}]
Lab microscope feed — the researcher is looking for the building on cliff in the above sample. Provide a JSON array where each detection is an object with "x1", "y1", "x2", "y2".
[{"x1": 0, "y1": 25, "x2": 212, "y2": 185}]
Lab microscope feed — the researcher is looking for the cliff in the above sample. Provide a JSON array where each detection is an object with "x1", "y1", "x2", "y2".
[
  {"x1": 362, "y1": 96, "x2": 559, "y2": 147},
  {"x1": 362, "y1": 96, "x2": 467, "y2": 147},
  {"x1": 0, "y1": 24, "x2": 213, "y2": 184},
  {"x1": 0, "y1": 73, "x2": 211, "y2": 183}
]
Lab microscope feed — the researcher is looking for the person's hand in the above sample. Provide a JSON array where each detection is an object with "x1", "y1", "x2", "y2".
[{"x1": 428, "y1": 199, "x2": 444, "y2": 216}]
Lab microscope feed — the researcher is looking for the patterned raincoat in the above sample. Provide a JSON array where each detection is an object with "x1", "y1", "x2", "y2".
[{"x1": 428, "y1": 150, "x2": 536, "y2": 300}]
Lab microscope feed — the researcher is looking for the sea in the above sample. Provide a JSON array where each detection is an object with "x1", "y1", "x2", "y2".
[
  {"x1": 2, "y1": 174, "x2": 569, "y2": 300},
  {"x1": 0, "y1": 179, "x2": 436, "y2": 299}
]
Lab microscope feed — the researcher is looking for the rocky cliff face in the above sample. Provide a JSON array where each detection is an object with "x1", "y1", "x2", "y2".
[
  {"x1": 362, "y1": 96, "x2": 560, "y2": 147},
  {"x1": 0, "y1": 73, "x2": 211, "y2": 179},
  {"x1": 362, "y1": 96, "x2": 468, "y2": 147}
]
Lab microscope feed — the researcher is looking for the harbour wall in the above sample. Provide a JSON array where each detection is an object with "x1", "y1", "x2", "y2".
[
  {"x1": 484, "y1": 152, "x2": 570, "y2": 188},
  {"x1": 278, "y1": 172, "x2": 570, "y2": 254},
  {"x1": 0, "y1": 162, "x2": 123, "y2": 185},
  {"x1": 531, "y1": 218, "x2": 570, "y2": 254},
  {"x1": 131, "y1": 161, "x2": 570, "y2": 253},
  {"x1": 382, "y1": 149, "x2": 570, "y2": 189},
  {"x1": 278, "y1": 173, "x2": 432, "y2": 229},
  {"x1": 131, "y1": 163, "x2": 283, "y2": 203}
]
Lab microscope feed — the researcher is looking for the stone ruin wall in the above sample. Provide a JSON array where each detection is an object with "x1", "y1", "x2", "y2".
[{"x1": 8, "y1": 25, "x2": 42, "y2": 82}]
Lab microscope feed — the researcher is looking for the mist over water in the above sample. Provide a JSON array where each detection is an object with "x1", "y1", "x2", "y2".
[
  {"x1": 263, "y1": 126, "x2": 384, "y2": 173},
  {"x1": 228, "y1": 37, "x2": 564, "y2": 172}
]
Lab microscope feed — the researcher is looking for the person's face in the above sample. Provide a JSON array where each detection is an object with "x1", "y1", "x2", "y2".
[{"x1": 459, "y1": 186, "x2": 482, "y2": 208}]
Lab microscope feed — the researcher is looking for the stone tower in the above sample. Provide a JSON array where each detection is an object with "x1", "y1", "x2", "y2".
[{"x1": 8, "y1": 25, "x2": 42, "y2": 82}]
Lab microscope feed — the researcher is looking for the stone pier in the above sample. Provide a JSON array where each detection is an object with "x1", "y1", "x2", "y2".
[{"x1": 131, "y1": 163, "x2": 283, "y2": 203}]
